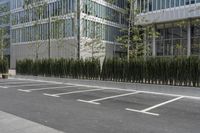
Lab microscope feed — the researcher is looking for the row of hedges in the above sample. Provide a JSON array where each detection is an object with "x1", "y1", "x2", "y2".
[
  {"x1": 16, "y1": 57, "x2": 200, "y2": 87},
  {"x1": 16, "y1": 58, "x2": 101, "y2": 79},
  {"x1": 0, "y1": 59, "x2": 8, "y2": 74},
  {"x1": 101, "y1": 57, "x2": 200, "y2": 87}
]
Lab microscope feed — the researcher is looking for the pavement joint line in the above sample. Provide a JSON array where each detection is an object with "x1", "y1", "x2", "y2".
[
  {"x1": 126, "y1": 108, "x2": 159, "y2": 116},
  {"x1": 141, "y1": 96, "x2": 184, "y2": 112},
  {"x1": 7, "y1": 83, "x2": 55, "y2": 88},
  {"x1": 43, "y1": 88, "x2": 108, "y2": 97},
  {"x1": 18, "y1": 85, "x2": 77, "y2": 92},
  {"x1": 12, "y1": 77, "x2": 200, "y2": 101}
]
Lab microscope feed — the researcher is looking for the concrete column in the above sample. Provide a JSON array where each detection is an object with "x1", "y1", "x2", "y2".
[
  {"x1": 152, "y1": 25, "x2": 156, "y2": 57},
  {"x1": 187, "y1": 20, "x2": 191, "y2": 57}
]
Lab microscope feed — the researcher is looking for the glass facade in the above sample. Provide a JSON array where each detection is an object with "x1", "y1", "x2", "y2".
[
  {"x1": 155, "y1": 23, "x2": 187, "y2": 56},
  {"x1": 137, "y1": 0, "x2": 200, "y2": 13},
  {"x1": 11, "y1": 0, "x2": 76, "y2": 43},
  {"x1": 191, "y1": 19, "x2": 200, "y2": 55},
  {"x1": 11, "y1": 0, "x2": 75, "y2": 25},
  {"x1": 11, "y1": 18, "x2": 74, "y2": 43},
  {"x1": 82, "y1": 0, "x2": 127, "y2": 25},
  {"x1": 10, "y1": 0, "x2": 127, "y2": 44},
  {"x1": 82, "y1": 19, "x2": 123, "y2": 42}
]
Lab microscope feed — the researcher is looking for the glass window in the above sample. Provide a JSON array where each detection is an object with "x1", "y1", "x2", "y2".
[
  {"x1": 191, "y1": 0, "x2": 195, "y2": 4},
  {"x1": 166, "y1": 0, "x2": 170, "y2": 8},
  {"x1": 175, "y1": 0, "x2": 179, "y2": 7},
  {"x1": 153, "y1": 0, "x2": 157, "y2": 11},
  {"x1": 161, "y1": 0, "x2": 165, "y2": 9},
  {"x1": 185, "y1": 0, "x2": 190, "y2": 5},
  {"x1": 171, "y1": 0, "x2": 175, "y2": 7},
  {"x1": 157, "y1": 0, "x2": 160, "y2": 10},
  {"x1": 149, "y1": 0, "x2": 153, "y2": 11},
  {"x1": 180, "y1": 0, "x2": 185, "y2": 6}
]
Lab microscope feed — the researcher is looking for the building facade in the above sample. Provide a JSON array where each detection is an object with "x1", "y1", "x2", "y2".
[
  {"x1": 136, "y1": 0, "x2": 200, "y2": 57},
  {"x1": 9, "y1": 0, "x2": 127, "y2": 68},
  {"x1": 0, "y1": 0, "x2": 10, "y2": 63}
]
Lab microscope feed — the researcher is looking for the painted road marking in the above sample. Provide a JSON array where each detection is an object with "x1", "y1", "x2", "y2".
[
  {"x1": 77, "y1": 100, "x2": 100, "y2": 105},
  {"x1": 141, "y1": 96, "x2": 184, "y2": 112},
  {"x1": 126, "y1": 96, "x2": 184, "y2": 116},
  {"x1": 78, "y1": 91, "x2": 141, "y2": 105},
  {"x1": 44, "y1": 88, "x2": 107, "y2": 98},
  {"x1": 12, "y1": 77, "x2": 200, "y2": 101},
  {"x1": 0, "y1": 86, "x2": 8, "y2": 89},
  {"x1": 18, "y1": 86, "x2": 76, "y2": 92},
  {"x1": 10, "y1": 78, "x2": 64, "y2": 85},
  {"x1": 0, "y1": 81, "x2": 33, "y2": 85},
  {"x1": 126, "y1": 108, "x2": 159, "y2": 116},
  {"x1": 7, "y1": 83, "x2": 53, "y2": 88}
]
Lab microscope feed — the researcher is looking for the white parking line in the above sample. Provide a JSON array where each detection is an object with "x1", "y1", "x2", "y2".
[
  {"x1": 0, "y1": 79, "x2": 18, "y2": 82},
  {"x1": 18, "y1": 86, "x2": 76, "y2": 92},
  {"x1": 0, "y1": 81, "x2": 33, "y2": 85},
  {"x1": 78, "y1": 91, "x2": 140, "y2": 105},
  {"x1": 12, "y1": 77, "x2": 200, "y2": 101},
  {"x1": 126, "y1": 108, "x2": 159, "y2": 116},
  {"x1": 10, "y1": 78, "x2": 64, "y2": 85},
  {"x1": 8, "y1": 83, "x2": 53, "y2": 88},
  {"x1": 43, "y1": 88, "x2": 107, "y2": 98},
  {"x1": 0, "y1": 86, "x2": 8, "y2": 89},
  {"x1": 142, "y1": 96, "x2": 184, "y2": 112},
  {"x1": 126, "y1": 96, "x2": 184, "y2": 116}
]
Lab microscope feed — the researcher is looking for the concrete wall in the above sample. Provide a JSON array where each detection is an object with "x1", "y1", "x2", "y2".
[
  {"x1": 137, "y1": 3, "x2": 200, "y2": 25},
  {"x1": 10, "y1": 38, "x2": 78, "y2": 68}
]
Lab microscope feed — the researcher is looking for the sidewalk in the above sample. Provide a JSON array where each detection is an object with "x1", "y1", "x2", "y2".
[{"x1": 0, "y1": 111, "x2": 64, "y2": 133}]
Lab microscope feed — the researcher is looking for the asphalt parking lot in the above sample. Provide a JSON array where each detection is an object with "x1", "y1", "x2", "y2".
[{"x1": 0, "y1": 76, "x2": 200, "y2": 133}]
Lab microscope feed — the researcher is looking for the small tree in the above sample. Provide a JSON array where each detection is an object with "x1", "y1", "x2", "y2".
[
  {"x1": 117, "y1": 0, "x2": 159, "y2": 60},
  {"x1": 0, "y1": 28, "x2": 7, "y2": 60},
  {"x1": 23, "y1": 0, "x2": 49, "y2": 59},
  {"x1": 0, "y1": 5, "x2": 10, "y2": 61},
  {"x1": 81, "y1": 0, "x2": 107, "y2": 59}
]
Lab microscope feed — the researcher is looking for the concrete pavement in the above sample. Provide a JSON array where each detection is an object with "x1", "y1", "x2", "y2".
[
  {"x1": 0, "y1": 76, "x2": 199, "y2": 133},
  {"x1": 0, "y1": 111, "x2": 64, "y2": 133}
]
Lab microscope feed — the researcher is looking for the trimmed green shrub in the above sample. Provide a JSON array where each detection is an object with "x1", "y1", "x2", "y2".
[
  {"x1": 16, "y1": 57, "x2": 200, "y2": 87},
  {"x1": 16, "y1": 58, "x2": 101, "y2": 80},
  {"x1": 0, "y1": 59, "x2": 8, "y2": 74}
]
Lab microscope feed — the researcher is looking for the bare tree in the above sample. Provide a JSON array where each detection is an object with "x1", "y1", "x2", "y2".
[
  {"x1": 81, "y1": 0, "x2": 107, "y2": 59},
  {"x1": 23, "y1": 0, "x2": 49, "y2": 59},
  {"x1": 0, "y1": 5, "x2": 10, "y2": 60},
  {"x1": 117, "y1": 0, "x2": 159, "y2": 60}
]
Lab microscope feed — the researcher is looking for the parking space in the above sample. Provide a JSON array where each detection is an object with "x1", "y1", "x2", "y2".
[{"x1": 1, "y1": 78, "x2": 200, "y2": 117}]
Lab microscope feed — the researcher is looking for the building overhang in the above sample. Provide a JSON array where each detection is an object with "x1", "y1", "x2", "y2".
[{"x1": 136, "y1": 3, "x2": 200, "y2": 25}]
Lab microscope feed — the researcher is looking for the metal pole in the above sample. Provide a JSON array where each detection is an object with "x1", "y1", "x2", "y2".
[
  {"x1": 48, "y1": 7, "x2": 51, "y2": 59},
  {"x1": 127, "y1": 0, "x2": 133, "y2": 62},
  {"x1": 0, "y1": 30, "x2": 3, "y2": 60}
]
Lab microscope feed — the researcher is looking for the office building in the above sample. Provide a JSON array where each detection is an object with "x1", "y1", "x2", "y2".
[
  {"x1": 9, "y1": 0, "x2": 127, "y2": 68},
  {"x1": 136, "y1": 0, "x2": 200, "y2": 57}
]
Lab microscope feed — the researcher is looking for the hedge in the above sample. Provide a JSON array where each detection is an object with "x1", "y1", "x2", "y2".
[
  {"x1": 16, "y1": 58, "x2": 100, "y2": 80},
  {"x1": 0, "y1": 59, "x2": 8, "y2": 74},
  {"x1": 16, "y1": 57, "x2": 200, "y2": 87}
]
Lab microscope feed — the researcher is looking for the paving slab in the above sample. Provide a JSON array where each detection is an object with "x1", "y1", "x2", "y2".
[{"x1": 0, "y1": 111, "x2": 64, "y2": 133}]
